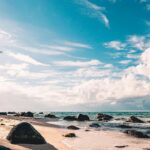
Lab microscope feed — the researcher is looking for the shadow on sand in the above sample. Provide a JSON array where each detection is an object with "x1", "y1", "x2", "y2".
[{"x1": 19, "y1": 143, "x2": 58, "y2": 150}]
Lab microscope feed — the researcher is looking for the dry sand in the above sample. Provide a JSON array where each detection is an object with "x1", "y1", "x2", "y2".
[{"x1": 0, "y1": 116, "x2": 149, "y2": 150}]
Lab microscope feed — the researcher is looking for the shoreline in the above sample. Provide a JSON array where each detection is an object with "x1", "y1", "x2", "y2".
[{"x1": 0, "y1": 115, "x2": 149, "y2": 150}]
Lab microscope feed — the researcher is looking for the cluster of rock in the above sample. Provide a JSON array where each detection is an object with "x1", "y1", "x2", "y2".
[
  {"x1": 44, "y1": 114, "x2": 58, "y2": 119},
  {"x1": 64, "y1": 114, "x2": 90, "y2": 121},
  {"x1": 96, "y1": 113, "x2": 113, "y2": 121}
]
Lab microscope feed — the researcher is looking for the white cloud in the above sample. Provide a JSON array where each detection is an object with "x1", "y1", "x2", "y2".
[
  {"x1": 78, "y1": 0, "x2": 110, "y2": 27},
  {"x1": 104, "y1": 41, "x2": 126, "y2": 50},
  {"x1": 52, "y1": 59, "x2": 102, "y2": 67},
  {"x1": 6, "y1": 52, "x2": 47, "y2": 66},
  {"x1": 127, "y1": 35, "x2": 145, "y2": 50},
  {"x1": 63, "y1": 41, "x2": 92, "y2": 49},
  {"x1": 119, "y1": 60, "x2": 132, "y2": 65}
]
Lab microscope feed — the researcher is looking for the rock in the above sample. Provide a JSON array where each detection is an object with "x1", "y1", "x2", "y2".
[
  {"x1": 89, "y1": 123, "x2": 100, "y2": 128},
  {"x1": 77, "y1": 114, "x2": 90, "y2": 121},
  {"x1": 63, "y1": 116, "x2": 77, "y2": 121},
  {"x1": 21, "y1": 112, "x2": 34, "y2": 117},
  {"x1": 0, "y1": 145, "x2": 11, "y2": 150},
  {"x1": 115, "y1": 145, "x2": 128, "y2": 148},
  {"x1": 64, "y1": 133, "x2": 76, "y2": 138},
  {"x1": 143, "y1": 148, "x2": 150, "y2": 150},
  {"x1": 0, "y1": 112, "x2": 7, "y2": 115},
  {"x1": 85, "y1": 129, "x2": 90, "y2": 132},
  {"x1": 67, "y1": 125, "x2": 80, "y2": 130},
  {"x1": 127, "y1": 116, "x2": 144, "y2": 123},
  {"x1": 124, "y1": 130, "x2": 149, "y2": 138},
  {"x1": 118, "y1": 124, "x2": 132, "y2": 128},
  {"x1": 44, "y1": 114, "x2": 58, "y2": 118},
  {"x1": 7, "y1": 122, "x2": 46, "y2": 144},
  {"x1": 96, "y1": 113, "x2": 113, "y2": 121},
  {"x1": 39, "y1": 112, "x2": 43, "y2": 114}
]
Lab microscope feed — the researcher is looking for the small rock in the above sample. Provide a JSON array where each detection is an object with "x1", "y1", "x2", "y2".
[
  {"x1": 115, "y1": 145, "x2": 128, "y2": 148},
  {"x1": 89, "y1": 123, "x2": 100, "y2": 128},
  {"x1": 67, "y1": 125, "x2": 80, "y2": 130},
  {"x1": 124, "y1": 130, "x2": 149, "y2": 138},
  {"x1": 118, "y1": 124, "x2": 132, "y2": 128},
  {"x1": 127, "y1": 116, "x2": 144, "y2": 123},
  {"x1": 63, "y1": 116, "x2": 77, "y2": 121},
  {"x1": 64, "y1": 133, "x2": 76, "y2": 138}
]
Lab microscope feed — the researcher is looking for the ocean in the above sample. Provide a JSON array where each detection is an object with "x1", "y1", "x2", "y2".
[{"x1": 34, "y1": 111, "x2": 150, "y2": 136}]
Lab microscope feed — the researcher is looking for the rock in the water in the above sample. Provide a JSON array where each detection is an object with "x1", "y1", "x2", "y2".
[
  {"x1": 89, "y1": 123, "x2": 100, "y2": 128},
  {"x1": 0, "y1": 112, "x2": 7, "y2": 116},
  {"x1": 64, "y1": 133, "x2": 76, "y2": 138},
  {"x1": 127, "y1": 116, "x2": 144, "y2": 123},
  {"x1": 67, "y1": 125, "x2": 80, "y2": 130},
  {"x1": 124, "y1": 130, "x2": 149, "y2": 138},
  {"x1": 0, "y1": 145, "x2": 11, "y2": 150},
  {"x1": 44, "y1": 114, "x2": 58, "y2": 118},
  {"x1": 7, "y1": 122, "x2": 46, "y2": 144},
  {"x1": 96, "y1": 113, "x2": 113, "y2": 121},
  {"x1": 118, "y1": 124, "x2": 132, "y2": 128},
  {"x1": 21, "y1": 112, "x2": 34, "y2": 117},
  {"x1": 63, "y1": 116, "x2": 77, "y2": 121},
  {"x1": 77, "y1": 114, "x2": 90, "y2": 121}
]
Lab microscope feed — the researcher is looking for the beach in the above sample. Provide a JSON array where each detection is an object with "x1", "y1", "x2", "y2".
[{"x1": 0, "y1": 115, "x2": 149, "y2": 150}]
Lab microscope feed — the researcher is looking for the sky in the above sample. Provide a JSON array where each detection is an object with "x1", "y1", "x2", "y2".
[{"x1": 0, "y1": 0, "x2": 150, "y2": 111}]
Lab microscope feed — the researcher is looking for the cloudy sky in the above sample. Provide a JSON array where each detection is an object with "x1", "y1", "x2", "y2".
[{"x1": 0, "y1": 0, "x2": 150, "y2": 111}]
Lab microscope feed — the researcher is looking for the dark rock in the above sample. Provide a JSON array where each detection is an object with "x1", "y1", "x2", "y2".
[
  {"x1": 115, "y1": 145, "x2": 128, "y2": 148},
  {"x1": 0, "y1": 112, "x2": 7, "y2": 116},
  {"x1": 77, "y1": 114, "x2": 90, "y2": 121},
  {"x1": 64, "y1": 133, "x2": 76, "y2": 138},
  {"x1": 39, "y1": 112, "x2": 43, "y2": 114},
  {"x1": 89, "y1": 123, "x2": 100, "y2": 128},
  {"x1": 7, "y1": 122, "x2": 46, "y2": 144},
  {"x1": 127, "y1": 116, "x2": 144, "y2": 123},
  {"x1": 67, "y1": 125, "x2": 80, "y2": 130},
  {"x1": 0, "y1": 145, "x2": 11, "y2": 150},
  {"x1": 45, "y1": 114, "x2": 58, "y2": 118},
  {"x1": 96, "y1": 113, "x2": 113, "y2": 121},
  {"x1": 118, "y1": 124, "x2": 132, "y2": 128},
  {"x1": 124, "y1": 130, "x2": 149, "y2": 138},
  {"x1": 21, "y1": 112, "x2": 34, "y2": 117},
  {"x1": 85, "y1": 129, "x2": 90, "y2": 132},
  {"x1": 143, "y1": 148, "x2": 150, "y2": 150},
  {"x1": 63, "y1": 116, "x2": 77, "y2": 121}
]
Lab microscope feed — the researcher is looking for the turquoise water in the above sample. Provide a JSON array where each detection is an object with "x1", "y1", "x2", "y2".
[{"x1": 48, "y1": 112, "x2": 150, "y2": 119}]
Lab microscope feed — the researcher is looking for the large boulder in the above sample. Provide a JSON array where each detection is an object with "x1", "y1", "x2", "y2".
[
  {"x1": 44, "y1": 114, "x2": 58, "y2": 119},
  {"x1": 96, "y1": 113, "x2": 113, "y2": 121},
  {"x1": 77, "y1": 114, "x2": 90, "y2": 121},
  {"x1": 7, "y1": 122, "x2": 46, "y2": 144},
  {"x1": 21, "y1": 112, "x2": 34, "y2": 117},
  {"x1": 127, "y1": 116, "x2": 144, "y2": 123},
  {"x1": 124, "y1": 130, "x2": 149, "y2": 138},
  {"x1": 63, "y1": 116, "x2": 77, "y2": 121}
]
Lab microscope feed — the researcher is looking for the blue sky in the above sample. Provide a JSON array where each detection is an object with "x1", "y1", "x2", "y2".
[{"x1": 0, "y1": 0, "x2": 150, "y2": 111}]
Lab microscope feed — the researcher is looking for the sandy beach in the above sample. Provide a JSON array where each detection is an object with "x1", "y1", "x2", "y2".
[{"x1": 0, "y1": 116, "x2": 149, "y2": 150}]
